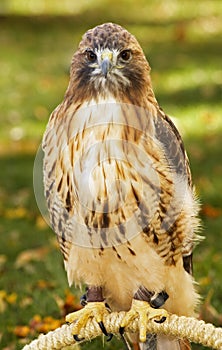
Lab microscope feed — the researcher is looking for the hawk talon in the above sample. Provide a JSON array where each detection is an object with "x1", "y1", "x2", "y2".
[
  {"x1": 98, "y1": 320, "x2": 114, "y2": 340},
  {"x1": 98, "y1": 320, "x2": 108, "y2": 336},
  {"x1": 120, "y1": 299, "x2": 168, "y2": 342},
  {"x1": 105, "y1": 302, "x2": 112, "y2": 312},
  {"x1": 66, "y1": 301, "x2": 111, "y2": 341},
  {"x1": 106, "y1": 333, "x2": 114, "y2": 342},
  {"x1": 119, "y1": 326, "x2": 125, "y2": 335},
  {"x1": 73, "y1": 334, "x2": 84, "y2": 342},
  {"x1": 154, "y1": 316, "x2": 167, "y2": 323}
]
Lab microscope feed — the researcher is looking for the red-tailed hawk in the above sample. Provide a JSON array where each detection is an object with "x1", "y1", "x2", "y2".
[{"x1": 43, "y1": 23, "x2": 200, "y2": 350}]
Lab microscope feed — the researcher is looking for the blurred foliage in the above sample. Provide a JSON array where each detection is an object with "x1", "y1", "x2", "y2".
[{"x1": 0, "y1": 1, "x2": 222, "y2": 349}]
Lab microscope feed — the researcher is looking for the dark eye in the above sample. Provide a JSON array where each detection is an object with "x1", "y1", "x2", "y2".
[
  {"x1": 119, "y1": 50, "x2": 131, "y2": 61},
  {"x1": 86, "y1": 50, "x2": 97, "y2": 62}
]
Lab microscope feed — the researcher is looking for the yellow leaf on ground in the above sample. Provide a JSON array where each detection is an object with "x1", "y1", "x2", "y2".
[
  {"x1": 6, "y1": 293, "x2": 17, "y2": 305},
  {"x1": 4, "y1": 207, "x2": 28, "y2": 219},
  {"x1": 35, "y1": 215, "x2": 48, "y2": 229},
  {"x1": 29, "y1": 314, "x2": 63, "y2": 333},
  {"x1": 63, "y1": 290, "x2": 82, "y2": 315},
  {"x1": 36, "y1": 279, "x2": 55, "y2": 289},
  {"x1": 14, "y1": 326, "x2": 30, "y2": 338},
  {"x1": 0, "y1": 290, "x2": 7, "y2": 313}
]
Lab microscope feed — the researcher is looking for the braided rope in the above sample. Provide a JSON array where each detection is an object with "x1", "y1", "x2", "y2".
[{"x1": 22, "y1": 312, "x2": 222, "y2": 350}]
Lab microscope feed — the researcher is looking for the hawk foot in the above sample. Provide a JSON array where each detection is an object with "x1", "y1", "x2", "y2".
[
  {"x1": 120, "y1": 299, "x2": 168, "y2": 342},
  {"x1": 66, "y1": 301, "x2": 112, "y2": 340}
]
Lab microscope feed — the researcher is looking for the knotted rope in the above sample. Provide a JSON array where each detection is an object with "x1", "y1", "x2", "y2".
[{"x1": 22, "y1": 312, "x2": 222, "y2": 350}]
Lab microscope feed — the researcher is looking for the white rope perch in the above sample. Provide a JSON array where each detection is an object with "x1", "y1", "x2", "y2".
[{"x1": 22, "y1": 312, "x2": 222, "y2": 350}]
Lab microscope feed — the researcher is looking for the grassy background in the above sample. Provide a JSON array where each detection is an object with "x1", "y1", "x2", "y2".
[{"x1": 0, "y1": 1, "x2": 222, "y2": 349}]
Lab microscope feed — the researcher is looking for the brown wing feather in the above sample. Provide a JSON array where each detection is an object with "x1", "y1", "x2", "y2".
[
  {"x1": 153, "y1": 109, "x2": 197, "y2": 272},
  {"x1": 154, "y1": 111, "x2": 192, "y2": 184},
  {"x1": 42, "y1": 102, "x2": 75, "y2": 260}
]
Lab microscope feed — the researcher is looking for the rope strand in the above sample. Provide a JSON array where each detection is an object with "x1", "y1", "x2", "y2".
[{"x1": 22, "y1": 312, "x2": 222, "y2": 350}]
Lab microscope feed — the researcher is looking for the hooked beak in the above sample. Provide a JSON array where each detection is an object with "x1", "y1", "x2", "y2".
[{"x1": 100, "y1": 52, "x2": 113, "y2": 78}]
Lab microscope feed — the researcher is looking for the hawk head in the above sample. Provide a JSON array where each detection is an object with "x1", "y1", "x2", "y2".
[{"x1": 67, "y1": 23, "x2": 153, "y2": 104}]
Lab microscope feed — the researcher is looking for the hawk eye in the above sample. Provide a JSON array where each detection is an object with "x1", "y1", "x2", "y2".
[
  {"x1": 119, "y1": 50, "x2": 131, "y2": 61},
  {"x1": 86, "y1": 50, "x2": 97, "y2": 62}
]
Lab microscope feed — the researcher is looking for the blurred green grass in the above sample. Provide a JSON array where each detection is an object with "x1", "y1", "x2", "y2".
[{"x1": 0, "y1": 1, "x2": 222, "y2": 349}]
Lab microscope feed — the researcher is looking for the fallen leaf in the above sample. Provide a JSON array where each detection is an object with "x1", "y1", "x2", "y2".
[
  {"x1": 35, "y1": 215, "x2": 48, "y2": 230},
  {"x1": 202, "y1": 204, "x2": 222, "y2": 218},
  {"x1": 15, "y1": 247, "x2": 49, "y2": 268},
  {"x1": 6, "y1": 292, "x2": 17, "y2": 305},
  {"x1": 14, "y1": 326, "x2": 30, "y2": 338},
  {"x1": 29, "y1": 314, "x2": 41, "y2": 325},
  {"x1": 62, "y1": 290, "x2": 82, "y2": 315},
  {"x1": 29, "y1": 314, "x2": 63, "y2": 333},
  {"x1": 36, "y1": 279, "x2": 55, "y2": 289},
  {"x1": 4, "y1": 207, "x2": 28, "y2": 219},
  {"x1": 37, "y1": 316, "x2": 62, "y2": 333},
  {"x1": 29, "y1": 314, "x2": 42, "y2": 330},
  {"x1": 20, "y1": 296, "x2": 33, "y2": 308},
  {"x1": 0, "y1": 290, "x2": 7, "y2": 313},
  {"x1": 53, "y1": 290, "x2": 81, "y2": 316}
]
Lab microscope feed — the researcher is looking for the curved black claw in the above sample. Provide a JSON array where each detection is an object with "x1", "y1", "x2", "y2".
[
  {"x1": 73, "y1": 334, "x2": 85, "y2": 341},
  {"x1": 98, "y1": 321, "x2": 108, "y2": 336},
  {"x1": 154, "y1": 316, "x2": 166, "y2": 324},
  {"x1": 106, "y1": 333, "x2": 113, "y2": 342},
  {"x1": 105, "y1": 302, "x2": 112, "y2": 312},
  {"x1": 98, "y1": 321, "x2": 113, "y2": 341},
  {"x1": 119, "y1": 326, "x2": 125, "y2": 335}
]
